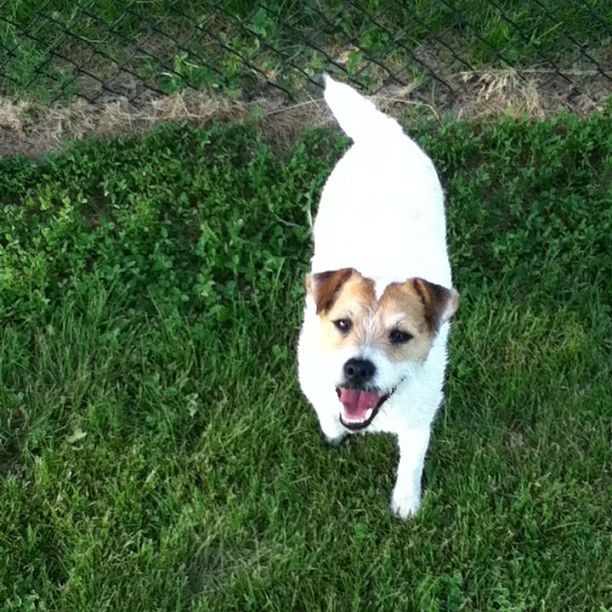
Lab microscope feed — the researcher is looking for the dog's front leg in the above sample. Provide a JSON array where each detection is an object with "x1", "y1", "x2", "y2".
[
  {"x1": 316, "y1": 407, "x2": 347, "y2": 445},
  {"x1": 391, "y1": 427, "x2": 431, "y2": 519}
]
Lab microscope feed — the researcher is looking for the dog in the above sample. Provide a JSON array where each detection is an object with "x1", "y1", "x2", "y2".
[{"x1": 297, "y1": 76, "x2": 459, "y2": 519}]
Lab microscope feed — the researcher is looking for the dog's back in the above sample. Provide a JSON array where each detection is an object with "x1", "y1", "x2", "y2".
[{"x1": 311, "y1": 77, "x2": 452, "y2": 290}]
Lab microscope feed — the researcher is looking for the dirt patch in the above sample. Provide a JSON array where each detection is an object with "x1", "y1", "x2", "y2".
[{"x1": 0, "y1": 68, "x2": 609, "y2": 158}]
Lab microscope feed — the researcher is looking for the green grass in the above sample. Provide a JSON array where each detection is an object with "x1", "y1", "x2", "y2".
[
  {"x1": 1, "y1": 0, "x2": 610, "y2": 101},
  {"x1": 1, "y1": 114, "x2": 611, "y2": 609}
]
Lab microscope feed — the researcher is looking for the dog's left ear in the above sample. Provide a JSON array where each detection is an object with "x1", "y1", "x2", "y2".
[
  {"x1": 306, "y1": 268, "x2": 354, "y2": 315},
  {"x1": 413, "y1": 278, "x2": 459, "y2": 331}
]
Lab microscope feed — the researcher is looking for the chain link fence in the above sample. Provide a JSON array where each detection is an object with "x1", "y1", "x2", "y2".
[{"x1": 1, "y1": 0, "x2": 610, "y2": 115}]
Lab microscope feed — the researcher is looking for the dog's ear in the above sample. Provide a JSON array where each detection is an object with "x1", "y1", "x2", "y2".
[
  {"x1": 412, "y1": 278, "x2": 459, "y2": 331},
  {"x1": 306, "y1": 268, "x2": 354, "y2": 315}
]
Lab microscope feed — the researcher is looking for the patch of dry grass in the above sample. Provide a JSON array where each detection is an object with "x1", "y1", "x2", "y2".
[{"x1": 0, "y1": 71, "x2": 608, "y2": 158}]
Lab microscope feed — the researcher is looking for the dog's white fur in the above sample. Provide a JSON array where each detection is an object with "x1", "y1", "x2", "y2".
[{"x1": 297, "y1": 76, "x2": 458, "y2": 519}]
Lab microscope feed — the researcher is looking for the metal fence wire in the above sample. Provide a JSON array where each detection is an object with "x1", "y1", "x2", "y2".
[{"x1": 0, "y1": 0, "x2": 610, "y2": 114}]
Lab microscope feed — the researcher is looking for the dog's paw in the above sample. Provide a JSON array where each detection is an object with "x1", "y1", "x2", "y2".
[
  {"x1": 390, "y1": 491, "x2": 421, "y2": 520},
  {"x1": 324, "y1": 432, "x2": 347, "y2": 446},
  {"x1": 319, "y1": 419, "x2": 348, "y2": 446}
]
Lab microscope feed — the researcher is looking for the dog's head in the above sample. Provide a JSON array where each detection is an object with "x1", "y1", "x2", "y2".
[{"x1": 306, "y1": 268, "x2": 459, "y2": 430}]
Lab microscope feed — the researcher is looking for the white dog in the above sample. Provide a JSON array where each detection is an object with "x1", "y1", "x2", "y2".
[{"x1": 297, "y1": 76, "x2": 459, "y2": 519}]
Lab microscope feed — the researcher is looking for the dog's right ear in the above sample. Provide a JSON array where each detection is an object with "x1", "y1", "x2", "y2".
[{"x1": 305, "y1": 268, "x2": 354, "y2": 315}]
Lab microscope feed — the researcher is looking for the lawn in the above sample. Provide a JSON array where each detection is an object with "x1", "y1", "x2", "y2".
[{"x1": 0, "y1": 113, "x2": 610, "y2": 610}]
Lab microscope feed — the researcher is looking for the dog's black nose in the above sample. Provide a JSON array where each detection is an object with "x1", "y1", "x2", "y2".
[{"x1": 343, "y1": 358, "x2": 376, "y2": 386}]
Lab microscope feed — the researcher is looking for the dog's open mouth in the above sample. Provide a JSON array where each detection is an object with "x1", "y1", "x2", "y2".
[{"x1": 336, "y1": 386, "x2": 393, "y2": 431}]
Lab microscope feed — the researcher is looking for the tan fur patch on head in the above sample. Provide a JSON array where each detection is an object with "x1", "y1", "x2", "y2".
[
  {"x1": 317, "y1": 271, "x2": 375, "y2": 351},
  {"x1": 376, "y1": 281, "x2": 437, "y2": 363},
  {"x1": 314, "y1": 271, "x2": 458, "y2": 364}
]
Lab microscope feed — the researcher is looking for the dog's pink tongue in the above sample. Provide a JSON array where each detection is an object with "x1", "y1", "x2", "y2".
[{"x1": 339, "y1": 388, "x2": 380, "y2": 420}]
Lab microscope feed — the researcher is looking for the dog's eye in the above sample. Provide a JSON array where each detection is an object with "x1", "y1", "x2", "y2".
[
  {"x1": 389, "y1": 329, "x2": 412, "y2": 344},
  {"x1": 333, "y1": 319, "x2": 352, "y2": 333}
]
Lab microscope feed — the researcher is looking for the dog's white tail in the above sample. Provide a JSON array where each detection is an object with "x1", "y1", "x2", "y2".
[{"x1": 323, "y1": 75, "x2": 404, "y2": 142}]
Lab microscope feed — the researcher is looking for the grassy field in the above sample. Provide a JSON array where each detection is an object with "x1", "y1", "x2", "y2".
[
  {"x1": 1, "y1": 0, "x2": 610, "y2": 101},
  {"x1": 1, "y1": 113, "x2": 611, "y2": 609}
]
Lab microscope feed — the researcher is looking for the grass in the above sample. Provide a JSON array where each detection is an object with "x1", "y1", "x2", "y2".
[
  {"x1": 0, "y1": 113, "x2": 611, "y2": 610},
  {"x1": 0, "y1": 0, "x2": 610, "y2": 101}
]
